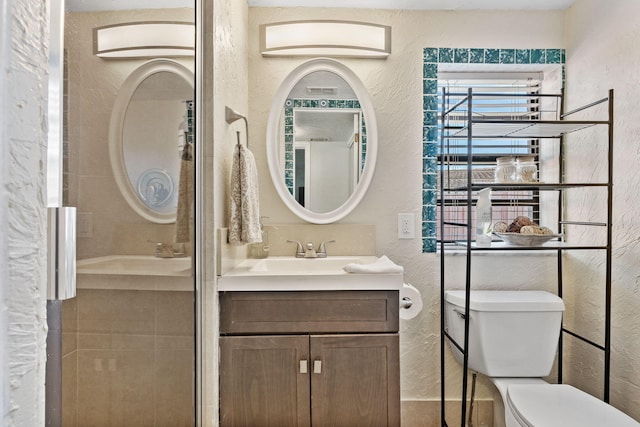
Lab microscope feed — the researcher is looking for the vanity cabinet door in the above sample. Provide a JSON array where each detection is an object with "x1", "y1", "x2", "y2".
[
  {"x1": 310, "y1": 334, "x2": 400, "y2": 427},
  {"x1": 220, "y1": 335, "x2": 311, "y2": 427},
  {"x1": 219, "y1": 292, "x2": 400, "y2": 426}
]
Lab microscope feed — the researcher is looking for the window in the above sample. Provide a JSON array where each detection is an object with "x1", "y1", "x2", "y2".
[{"x1": 437, "y1": 72, "x2": 548, "y2": 243}]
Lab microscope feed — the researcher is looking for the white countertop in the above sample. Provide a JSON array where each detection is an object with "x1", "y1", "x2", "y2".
[{"x1": 218, "y1": 256, "x2": 404, "y2": 291}]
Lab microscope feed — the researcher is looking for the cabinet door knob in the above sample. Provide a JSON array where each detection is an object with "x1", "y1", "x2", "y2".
[
  {"x1": 300, "y1": 360, "x2": 308, "y2": 374},
  {"x1": 313, "y1": 360, "x2": 322, "y2": 374}
]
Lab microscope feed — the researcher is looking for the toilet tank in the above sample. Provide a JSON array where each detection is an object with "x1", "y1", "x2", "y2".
[{"x1": 444, "y1": 290, "x2": 565, "y2": 377}]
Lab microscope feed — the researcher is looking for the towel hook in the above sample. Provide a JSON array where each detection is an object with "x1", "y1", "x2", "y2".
[{"x1": 225, "y1": 106, "x2": 249, "y2": 148}]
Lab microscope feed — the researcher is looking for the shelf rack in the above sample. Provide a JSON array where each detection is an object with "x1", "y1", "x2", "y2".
[{"x1": 438, "y1": 88, "x2": 614, "y2": 427}]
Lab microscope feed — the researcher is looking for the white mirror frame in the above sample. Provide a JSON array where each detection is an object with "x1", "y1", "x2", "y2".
[
  {"x1": 109, "y1": 58, "x2": 194, "y2": 224},
  {"x1": 266, "y1": 58, "x2": 378, "y2": 224}
]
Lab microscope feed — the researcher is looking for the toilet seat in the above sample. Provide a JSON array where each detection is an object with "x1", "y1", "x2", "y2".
[{"x1": 506, "y1": 384, "x2": 639, "y2": 427}]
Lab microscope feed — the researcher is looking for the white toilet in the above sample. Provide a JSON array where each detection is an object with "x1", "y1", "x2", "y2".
[{"x1": 444, "y1": 290, "x2": 639, "y2": 427}]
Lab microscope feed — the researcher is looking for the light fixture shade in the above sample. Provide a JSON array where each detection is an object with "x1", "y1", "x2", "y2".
[
  {"x1": 260, "y1": 20, "x2": 391, "y2": 59},
  {"x1": 94, "y1": 21, "x2": 194, "y2": 59}
]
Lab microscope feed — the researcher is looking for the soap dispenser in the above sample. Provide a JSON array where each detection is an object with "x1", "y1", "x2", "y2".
[{"x1": 475, "y1": 188, "x2": 492, "y2": 247}]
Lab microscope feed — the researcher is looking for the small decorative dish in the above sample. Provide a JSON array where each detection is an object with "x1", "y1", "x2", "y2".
[{"x1": 493, "y1": 232, "x2": 562, "y2": 246}]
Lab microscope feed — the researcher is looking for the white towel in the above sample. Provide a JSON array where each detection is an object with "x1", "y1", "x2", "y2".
[
  {"x1": 228, "y1": 143, "x2": 262, "y2": 245},
  {"x1": 343, "y1": 255, "x2": 404, "y2": 274}
]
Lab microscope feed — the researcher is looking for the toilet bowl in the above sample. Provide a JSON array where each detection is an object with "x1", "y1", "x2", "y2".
[
  {"x1": 491, "y1": 377, "x2": 639, "y2": 427},
  {"x1": 444, "y1": 290, "x2": 640, "y2": 427}
]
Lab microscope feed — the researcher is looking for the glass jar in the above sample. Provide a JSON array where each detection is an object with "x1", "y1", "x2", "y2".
[
  {"x1": 516, "y1": 156, "x2": 538, "y2": 182},
  {"x1": 494, "y1": 156, "x2": 517, "y2": 183}
]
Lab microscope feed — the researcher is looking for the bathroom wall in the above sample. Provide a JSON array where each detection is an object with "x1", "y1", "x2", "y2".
[
  {"x1": 564, "y1": 0, "x2": 640, "y2": 420},
  {"x1": 1, "y1": 0, "x2": 49, "y2": 424},
  {"x1": 205, "y1": 0, "x2": 250, "y2": 424},
  {"x1": 248, "y1": 7, "x2": 566, "y2": 426}
]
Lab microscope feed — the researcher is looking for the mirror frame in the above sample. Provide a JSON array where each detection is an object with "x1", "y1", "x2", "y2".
[
  {"x1": 108, "y1": 58, "x2": 194, "y2": 224},
  {"x1": 266, "y1": 58, "x2": 378, "y2": 224}
]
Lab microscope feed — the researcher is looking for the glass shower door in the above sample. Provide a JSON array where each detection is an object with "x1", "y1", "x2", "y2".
[{"x1": 60, "y1": 2, "x2": 196, "y2": 426}]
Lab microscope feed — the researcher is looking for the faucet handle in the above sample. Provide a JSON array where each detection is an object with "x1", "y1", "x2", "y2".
[
  {"x1": 286, "y1": 240, "x2": 305, "y2": 257},
  {"x1": 148, "y1": 240, "x2": 164, "y2": 252},
  {"x1": 318, "y1": 240, "x2": 336, "y2": 255}
]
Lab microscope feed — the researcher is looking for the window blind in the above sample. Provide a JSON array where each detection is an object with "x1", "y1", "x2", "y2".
[{"x1": 437, "y1": 72, "x2": 544, "y2": 243}]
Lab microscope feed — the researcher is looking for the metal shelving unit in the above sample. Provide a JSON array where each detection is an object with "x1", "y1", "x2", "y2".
[{"x1": 438, "y1": 88, "x2": 614, "y2": 427}]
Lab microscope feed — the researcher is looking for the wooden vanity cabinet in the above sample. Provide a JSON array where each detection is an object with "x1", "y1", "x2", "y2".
[{"x1": 219, "y1": 290, "x2": 400, "y2": 427}]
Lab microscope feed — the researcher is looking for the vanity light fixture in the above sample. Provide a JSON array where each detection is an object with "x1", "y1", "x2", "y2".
[
  {"x1": 260, "y1": 20, "x2": 391, "y2": 59},
  {"x1": 94, "y1": 21, "x2": 194, "y2": 59}
]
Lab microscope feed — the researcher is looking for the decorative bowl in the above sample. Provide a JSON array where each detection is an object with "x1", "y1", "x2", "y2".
[{"x1": 493, "y1": 232, "x2": 562, "y2": 246}]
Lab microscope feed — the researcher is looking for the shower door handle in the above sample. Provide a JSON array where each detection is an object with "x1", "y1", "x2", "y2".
[{"x1": 47, "y1": 207, "x2": 77, "y2": 300}]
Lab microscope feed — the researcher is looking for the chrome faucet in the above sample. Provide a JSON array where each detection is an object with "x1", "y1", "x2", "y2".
[
  {"x1": 287, "y1": 240, "x2": 335, "y2": 258},
  {"x1": 304, "y1": 242, "x2": 317, "y2": 258}
]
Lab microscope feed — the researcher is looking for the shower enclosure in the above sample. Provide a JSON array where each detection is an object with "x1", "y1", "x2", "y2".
[{"x1": 56, "y1": 2, "x2": 197, "y2": 426}]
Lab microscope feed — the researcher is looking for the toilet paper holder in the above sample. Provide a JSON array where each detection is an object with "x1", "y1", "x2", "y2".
[
  {"x1": 399, "y1": 283, "x2": 423, "y2": 320},
  {"x1": 401, "y1": 296, "x2": 413, "y2": 309}
]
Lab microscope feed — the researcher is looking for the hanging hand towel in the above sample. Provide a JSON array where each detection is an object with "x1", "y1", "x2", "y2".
[
  {"x1": 343, "y1": 255, "x2": 404, "y2": 274},
  {"x1": 228, "y1": 143, "x2": 262, "y2": 245},
  {"x1": 174, "y1": 142, "x2": 193, "y2": 243}
]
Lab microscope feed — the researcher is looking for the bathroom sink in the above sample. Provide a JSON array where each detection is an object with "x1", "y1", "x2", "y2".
[
  {"x1": 77, "y1": 255, "x2": 192, "y2": 277},
  {"x1": 218, "y1": 256, "x2": 403, "y2": 291},
  {"x1": 248, "y1": 256, "x2": 368, "y2": 274}
]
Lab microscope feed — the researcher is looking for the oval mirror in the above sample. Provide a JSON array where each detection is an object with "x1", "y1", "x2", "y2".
[
  {"x1": 109, "y1": 59, "x2": 194, "y2": 223},
  {"x1": 266, "y1": 58, "x2": 378, "y2": 224}
]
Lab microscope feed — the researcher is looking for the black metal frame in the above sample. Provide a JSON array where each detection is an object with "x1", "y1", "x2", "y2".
[{"x1": 439, "y1": 88, "x2": 614, "y2": 427}]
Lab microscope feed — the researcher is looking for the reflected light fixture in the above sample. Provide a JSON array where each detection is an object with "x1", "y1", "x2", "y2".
[
  {"x1": 94, "y1": 21, "x2": 194, "y2": 59},
  {"x1": 260, "y1": 20, "x2": 391, "y2": 59}
]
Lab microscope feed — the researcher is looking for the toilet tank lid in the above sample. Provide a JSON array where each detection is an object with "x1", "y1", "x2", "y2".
[{"x1": 445, "y1": 290, "x2": 565, "y2": 312}]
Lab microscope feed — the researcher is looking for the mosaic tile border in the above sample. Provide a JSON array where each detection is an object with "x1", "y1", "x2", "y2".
[
  {"x1": 422, "y1": 47, "x2": 565, "y2": 252},
  {"x1": 283, "y1": 98, "x2": 366, "y2": 196},
  {"x1": 185, "y1": 100, "x2": 194, "y2": 145}
]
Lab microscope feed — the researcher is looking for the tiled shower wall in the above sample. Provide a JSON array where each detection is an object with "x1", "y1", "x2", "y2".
[{"x1": 62, "y1": 288, "x2": 194, "y2": 426}]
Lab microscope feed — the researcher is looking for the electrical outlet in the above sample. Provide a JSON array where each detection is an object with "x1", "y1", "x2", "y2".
[
  {"x1": 77, "y1": 212, "x2": 93, "y2": 238},
  {"x1": 398, "y1": 213, "x2": 415, "y2": 239}
]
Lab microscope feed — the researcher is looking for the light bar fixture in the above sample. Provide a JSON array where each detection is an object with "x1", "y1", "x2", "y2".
[
  {"x1": 94, "y1": 21, "x2": 194, "y2": 59},
  {"x1": 260, "y1": 20, "x2": 391, "y2": 59}
]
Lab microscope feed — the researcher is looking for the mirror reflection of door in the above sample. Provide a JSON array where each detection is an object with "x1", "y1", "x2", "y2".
[
  {"x1": 293, "y1": 108, "x2": 362, "y2": 213},
  {"x1": 350, "y1": 111, "x2": 363, "y2": 192}
]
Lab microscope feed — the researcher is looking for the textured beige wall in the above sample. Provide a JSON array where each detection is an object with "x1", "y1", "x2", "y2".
[
  {"x1": 564, "y1": 0, "x2": 640, "y2": 421},
  {"x1": 205, "y1": 0, "x2": 250, "y2": 424},
  {"x1": 1, "y1": 0, "x2": 49, "y2": 425}
]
